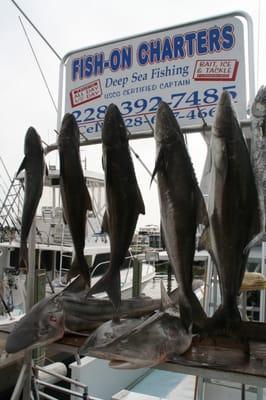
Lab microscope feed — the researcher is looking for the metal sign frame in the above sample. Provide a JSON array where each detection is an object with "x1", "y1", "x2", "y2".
[{"x1": 56, "y1": 11, "x2": 255, "y2": 143}]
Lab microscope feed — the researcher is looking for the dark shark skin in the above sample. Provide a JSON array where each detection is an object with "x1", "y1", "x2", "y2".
[
  {"x1": 87, "y1": 104, "x2": 145, "y2": 310},
  {"x1": 152, "y1": 102, "x2": 208, "y2": 330},
  {"x1": 82, "y1": 283, "x2": 192, "y2": 369},
  {"x1": 17, "y1": 127, "x2": 45, "y2": 270},
  {"x1": 58, "y1": 113, "x2": 93, "y2": 285},
  {"x1": 5, "y1": 277, "x2": 161, "y2": 353},
  {"x1": 5, "y1": 295, "x2": 64, "y2": 353},
  {"x1": 63, "y1": 292, "x2": 161, "y2": 331},
  {"x1": 199, "y1": 91, "x2": 261, "y2": 330}
]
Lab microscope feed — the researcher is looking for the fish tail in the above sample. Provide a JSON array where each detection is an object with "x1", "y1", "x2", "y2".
[
  {"x1": 19, "y1": 242, "x2": 28, "y2": 272},
  {"x1": 87, "y1": 271, "x2": 121, "y2": 311},
  {"x1": 67, "y1": 256, "x2": 91, "y2": 287},
  {"x1": 179, "y1": 291, "x2": 207, "y2": 331},
  {"x1": 189, "y1": 291, "x2": 207, "y2": 329}
]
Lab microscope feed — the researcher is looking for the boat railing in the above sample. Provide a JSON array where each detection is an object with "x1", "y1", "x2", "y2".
[
  {"x1": 90, "y1": 255, "x2": 134, "y2": 287},
  {"x1": 33, "y1": 363, "x2": 101, "y2": 400}
]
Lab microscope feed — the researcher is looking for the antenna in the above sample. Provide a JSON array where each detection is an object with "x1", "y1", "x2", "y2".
[{"x1": 10, "y1": 0, "x2": 62, "y2": 61}]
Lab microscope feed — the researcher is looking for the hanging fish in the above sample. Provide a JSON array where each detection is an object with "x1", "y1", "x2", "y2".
[
  {"x1": 87, "y1": 104, "x2": 145, "y2": 312},
  {"x1": 58, "y1": 113, "x2": 93, "y2": 286},
  {"x1": 199, "y1": 91, "x2": 261, "y2": 331},
  {"x1": 152, "y1": 101, "x2": 208, "y2": 331},
  {"x1": 17, "y1": 127, "x2": 46, "y2": 271}
]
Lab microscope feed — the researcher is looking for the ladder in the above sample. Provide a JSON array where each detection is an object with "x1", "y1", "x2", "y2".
[
  {"x1": 0, "y1": 157, "x2": 24, "y2": 236},
  {"x1": 0, "y1": 178, "x2": 23, "y2": 232}
]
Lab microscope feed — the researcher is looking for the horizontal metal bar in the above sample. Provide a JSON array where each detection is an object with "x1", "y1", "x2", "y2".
[
  {"x1": 38, "y1": 391, "x2": 58, "y2": 400},
  {"x1": 35, "y1": 379, "x2": 86, "y2": 398},
  {"x1": 45, "y1": 119, "x2": 251, "y2": 155},
  {"x1": 157, "y1": 362, "x2": 266, "y2": 387},
  {"x1": 35, "y1": 365, "x2": 88, "y2": 390}
]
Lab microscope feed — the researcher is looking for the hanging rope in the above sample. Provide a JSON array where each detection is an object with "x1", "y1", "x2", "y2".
[{"x1": 18, "y1": 16, "x2": 58, "y2": 113}]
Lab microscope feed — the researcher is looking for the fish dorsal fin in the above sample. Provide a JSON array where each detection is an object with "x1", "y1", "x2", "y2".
[
  {"x1": 195, "y1": 187, "x2": 209, "y2": 228},
  {"x1": 150, "y1": 146, "x2": 165, "y2": 186},
  {"x1": 16, "y1": 157, "x2": 26, "y2": 177},
  {"x1": 101, "y1": 210, "x2": 109, "y2": 234},
  {"x1": 60, "y1": 275, "x2": 87, "y2": 295},
  {"x1": 136, "y1": 186, "x2": 145, "y2": 215},
  {"x1": 84, "y1": 187, "x2": 93, "y2": 212},
  {"x1": 160, "y1": 280, "x2": 173, "y2": 311},
  {"x1": 197, "y1": 226, "x2": 211, "y2": 253}
]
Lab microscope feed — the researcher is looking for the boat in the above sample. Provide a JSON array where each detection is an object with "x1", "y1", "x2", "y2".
[{"x1": 0, "y1": 163, "x2": 156, "y2": 326}]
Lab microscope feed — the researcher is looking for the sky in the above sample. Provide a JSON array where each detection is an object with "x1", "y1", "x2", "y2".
[{"x1": 0, "y1": 0, "x2": 265, "y2": 227}]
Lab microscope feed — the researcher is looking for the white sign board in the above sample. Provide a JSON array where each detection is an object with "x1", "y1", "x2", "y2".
[{"x1": 62, "y1": 15, "x2": 247, "y2": 140}]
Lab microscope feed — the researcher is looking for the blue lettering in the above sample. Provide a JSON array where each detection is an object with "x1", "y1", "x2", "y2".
[
  {"x1": 185, "y1": 32, "x2": 196, "y2": 56},
  {"x1": 85, "y1": 56, "x2": 93, "y2": 78},
  {"x1": 121, "y1": 46, "x2": 132, "y2": 69},
  {"x1": 161, "y1": 37, "x2": 172, "y2": 61},
  {"x1": 72, "y1": 59, "x2": 81, "y2": 80},
  {"x1": 222, "y1": 24, "x2": 235, "y2": 50},
  {"x1": 173, "y1": 35, "x2": 185, "y2": 58},
  {"x1": 209, "y1": 28, "x2": 221, "y2": 52},
  {"x1": 110, "y1": 49, "x2": 121, "y2": 71},
  {"x1": 137, "y1": 42, "x2": 149, "y2": 65},
  {"x1": 150, "y1": 39, "x2": 161, "y2": 63},
  {"x1": 94, "y1": 53, "x2": 104, "y2": 75},
  {"x1": 197, "y1": 30, "x2": 208, "y2": 54}
]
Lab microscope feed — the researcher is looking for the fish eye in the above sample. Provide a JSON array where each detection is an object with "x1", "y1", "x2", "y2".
[{"x1": 49, "y1": 315, "x2": 57, "y2": 324}]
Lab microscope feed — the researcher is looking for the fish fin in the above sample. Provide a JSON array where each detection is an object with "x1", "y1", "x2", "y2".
[
  {"x1": 19, "y1": 242, "x2": 28, "y2": 271},
  {"x1": 195, "y1": 187, "x2": 209, "y2": 228},
  {"x1": 136, "y1": 186, "x2": 145, "y2": 215},
  {"x1": 101, "y1": 210, "x2": 109, "y2": 234},
  {"x1": 150, "y1": 147, "x2": 165, "y2": 186},
  {"x1": 244, "y1": 231, "x2": 266, "y2": 254},
  {"x1": 84, "y1": 187, "x2": 93, "y2": 212},
  {"x1": 63, "y1": 275, "x2": 88, "y2": 293},
  {"x1": 67, "y1": 257, "x2": 91, "y2": 287},
  {"x1": 160, "y1": 280, "x2": 173, "y2": 311},
  {"x1": 123, "y1": 311, "x2": 162, "y2": 338},
  {"x1": 62, "y1": 211, "x2": 68, "y2": 225},
  {"x1": 109, "y1": 360, "x2": 142, "y2": 369},
  {"x1": 160, "y1": 221, "x2": 167, "y2": 250},
  {"x1": 197, "y1": 226, "x2": 211, "y2": 252},
  {"x1": 168, "y1": 287, "x2": 179, "y2": 304},
  {"x1": 87, "y1": 271, "x2": 121, "y2": 311},
  {"x1": 243, "y1": 206, "x2": 263, "y2": 253},
  {"x1": 16, "y1": 157, "x2": 26, "y2": 177}
]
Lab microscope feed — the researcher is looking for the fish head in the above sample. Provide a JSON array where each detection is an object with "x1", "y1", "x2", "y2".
[
  {"x1": 155, "y1": 101, "x2": 183, "y2": 145},
  {"x1": 102, "y1": 103, "x2": 128, "y2": 147},
  {"x1": 5, "y1": 295, "x2": 65, "y2": 353},
  {"x1": 24, "y1": 127, "x2": 43, "y2": 157},
  {"x1": 213, "y1": 91, "x2": 238, "y2": 139},
  {"x1": 58, "y1": 113, "x2": 80, "y2": 147}
]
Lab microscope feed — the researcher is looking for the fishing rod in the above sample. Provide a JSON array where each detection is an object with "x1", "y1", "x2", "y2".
[{"x1": 10, "y1": 0, "x2": 61, "y2": 61}]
